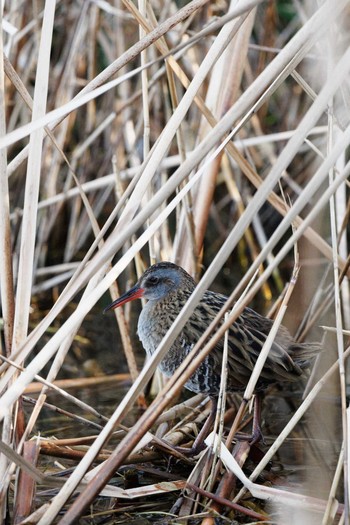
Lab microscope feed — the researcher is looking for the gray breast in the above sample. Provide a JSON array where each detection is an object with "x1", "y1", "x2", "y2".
[
  {"x1": 137, "y1": 301, "x2": 195, "y2": 379},
  {"x1": 137, "y1": 302, "x2": 163, "y2": 357}
]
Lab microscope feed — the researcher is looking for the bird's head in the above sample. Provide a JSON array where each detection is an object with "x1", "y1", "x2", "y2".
[{"x1": 104, "y1": 262, "x2": 195, "y2": 312}]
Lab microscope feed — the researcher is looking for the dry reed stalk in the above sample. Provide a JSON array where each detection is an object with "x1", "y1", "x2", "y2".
[
  {"x1": 0, "y1": 354, "x2": 112, "y2": 423},
  {"x1": 39, "y1": 441, "x2": 113, "y2": 464},
  {"x1": 21, "y1": 175, "x2": 121, "y2": 442},
  {"x1": 54, "y1": 231, "x2": 300, "y2": 521},
  {"x1": 3, "y1": 0, "x2": 211, "y2": 158},
  {"x1": 187, "y1": 482, "x2": 267, "y2": 521},
  {"x1": 13, "y1": 440, "x2": 40, "y2": 524},
  {"x1": 107, "y1": 5, "x2": 336, "y2": 272},
  {"x1": 0, "y1": 128, "x2": 247, "y2": 400},
  {"x1": 25, "y1": 154, "x2": 180, "y2": 211},
  {"x1": 176, "y1": 7, "x2": 256, "y2": 273},
  {"x1": 0, "y1": 22, "x2": 14, "y2": 356},
  {"x1": 117, "y1": 0, "x2": 348, "y2": 277},
  {"x1": 24, "y1": 372, "x2": 131, "y2": 394},
  {"x1": 201, "y1": 311, "x2": 230, "y2": 502},
  {"x1": 328, "y1": 114, "x2": 349, "y2": 517},
  {"x1": 222, "y1": 154, "x2": 276, "y2": 298},
  {"x1": 1, "y1": 44, "x2": 340, "y2": 398},
  {"x1": 322, "y1": 444, "x2": 345, "y2": 525},
  {"x1": 57, "y1": 153, "x2": 348, "y2": 519},
  {"x1": 0, "y1": 1, "x2": 349, "y2": 523},
  {"x1": 0, "y1": 11, "x2": 15, "y2": 522},
  {"x1": 12, "y1": 2, "x2": 55, "y2": 352},
  {"x1": 1, "y1": 50, "x2": 348, "y2": 520},
  {"x1": 223, "y1": 133, "x2": 350, "y2": 323},
  {"x1": 114, "y1": 3, "x2": 259, "y2": 237},
  {"x1": 39, "y1": 434, "x2": 123, "y2": 448},
  {"x1": 108, "y1": 163, "x2": 145, "y2": 396},
  {"x1": 206, "y1": 431, "x2": 344, "y2": 517},
  {"x1": 22, "y1": 396, "x2": 103, "y2": 431},
  {"x1": 0, "y1": 438, "x2": 65, "y2": 488},
  {"x1": 0, "y1": 0, "x2": 344, "y2": 398},
  {"x1": 245, "y1": 251, "x2": 300, "y2": 400},
  {"x1": 233, "y1": 344, "x2": 350, "y2": 505},
  {"x1": 7, "y1": 33, "x2": 340, "y2": 292},
  {"x1": 0, "y1": 123, "x2": 342, "y2": 520},
  {"x1": 8, "y1": 121, "x2": 143, "y2": 433},
  {"x1": 201, "y1": 246, "x2": 300, "y2": 520},
  {"x1": 108, "y1": 281, "x2": 142, "y2": 386},
  {"x1": 2, "y1": 3, "x2": 56, "y2": 519},
  {"x1": 146, "y1": 2, "x2": 198, "y2": 267}
]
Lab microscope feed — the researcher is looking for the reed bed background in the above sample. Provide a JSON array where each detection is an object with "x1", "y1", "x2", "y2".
[{"x1": 0, "y1": 0, "x2": 349, "y2": 523}]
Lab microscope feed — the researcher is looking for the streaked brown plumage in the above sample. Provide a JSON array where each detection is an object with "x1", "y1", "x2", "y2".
[{"x1": 104, "y1": 262, "x2": 320, "y2": 397}]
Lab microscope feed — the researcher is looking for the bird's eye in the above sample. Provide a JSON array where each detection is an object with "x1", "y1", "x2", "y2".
[{"x1": 147, "y1": 276, "x2": 159, "y2": 286}]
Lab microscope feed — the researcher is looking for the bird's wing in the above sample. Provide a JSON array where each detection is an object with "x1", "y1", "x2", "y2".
[{"x1": 182, "y1": 291, "x2": 307, "y2": 390}]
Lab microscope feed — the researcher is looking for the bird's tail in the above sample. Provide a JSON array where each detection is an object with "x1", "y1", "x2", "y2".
[{"x1": 289, "y1": 341, "x2": 322, "y2": 368}]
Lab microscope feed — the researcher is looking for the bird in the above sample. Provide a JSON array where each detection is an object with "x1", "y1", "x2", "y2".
[{"x1": 104, "y1": 261, "x2": 320, "y2": 446}]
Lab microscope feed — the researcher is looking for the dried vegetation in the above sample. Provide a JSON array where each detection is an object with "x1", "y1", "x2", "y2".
[{"x1": 0, "y1": 0, "x2": 350, "y2": 523}]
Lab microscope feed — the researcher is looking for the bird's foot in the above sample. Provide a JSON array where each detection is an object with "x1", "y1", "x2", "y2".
[
  {"x1": 234, "y1": 428, "x2": 265, "y2": 445},
  {"x1": 173, "y1": 442, "x2": 206, "y2": 456},
  {"x1": 152, "y1": 433, "x2": 208, "y2": 458},
  {"x1": 249, "y1": 426, "x2": 265, "y2": 446},
  {"x1": 151, "y1": 436, "x2": 196, "y2": 461}
]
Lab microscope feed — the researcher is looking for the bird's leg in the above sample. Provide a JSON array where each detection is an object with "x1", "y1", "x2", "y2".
[
  {"x1": 249, "y1": 393, "x2": 263, "y2": 445},
  {"x1": 173, "y1": 397, "x2": 218, "y2": 456},
  {"x1": 173, "y1": 395, "x2": 263, "y2": 454},
  {"x1": 234, "y1": 394, "x2": 264, "y2": 444}
]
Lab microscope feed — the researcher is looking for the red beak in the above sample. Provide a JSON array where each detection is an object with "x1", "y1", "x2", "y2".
[{"x1": 103, "y1": 285, "x2": 144, "y2": 313}]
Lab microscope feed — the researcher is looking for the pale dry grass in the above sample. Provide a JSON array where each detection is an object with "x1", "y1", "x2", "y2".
[{"x1": 0, "y1": 0, "x2": 349, "y2": 523}]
